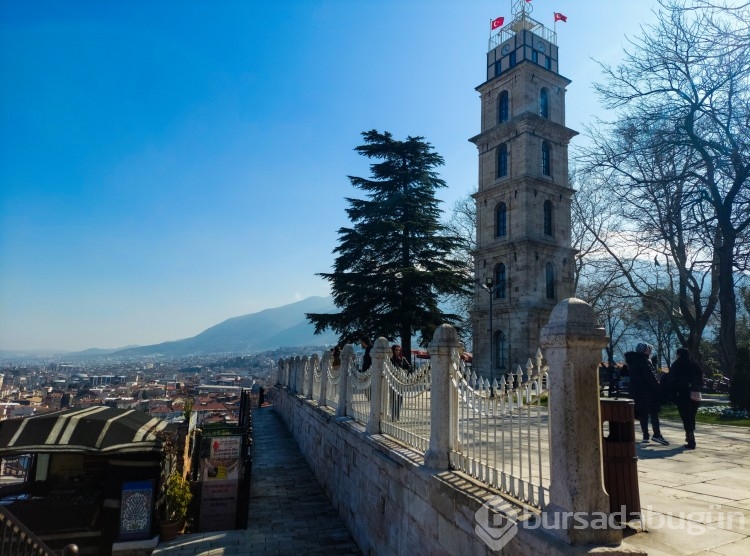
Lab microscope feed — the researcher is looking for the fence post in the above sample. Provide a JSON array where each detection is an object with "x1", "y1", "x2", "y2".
[
  {"x1": 367, "y1": 337, "x2": 390, "y2": 434},
  {"x1": 294, "y1": 355, "x2": 304, "y2": 394},
  {"x1": 299, "y1": 355, "x2": 307, "y2": 397},
  {"x1": 288, "y1": 356, "x2": 296, "y2": 393},
  {"x1": 305, "y1": 355, "x2": 315, "y2": 399},
  {"x1": 425, "y1": 324, "x2": 459, "y2": 470},
  {"x1": 337, "y1": 345, "x2": 354, "y2": 418},
  {"x1": 540, "y1": 298, "x2": 621, "y2": 545},
  {"x1": 319, "y1": 350, "x2": 330, "y2": 407}
]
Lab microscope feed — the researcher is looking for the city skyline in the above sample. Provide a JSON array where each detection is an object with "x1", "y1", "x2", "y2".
[{"x1": 1, "y1": 0, "x2": 660, "y2": 351}]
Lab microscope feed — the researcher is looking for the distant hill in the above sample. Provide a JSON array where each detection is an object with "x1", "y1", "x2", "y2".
[{"x1": 112, "y1": 296, "x2": 339, "y2": 357}]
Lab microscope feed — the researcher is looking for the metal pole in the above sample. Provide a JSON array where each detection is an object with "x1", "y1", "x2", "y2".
[{"x1": 489, "y1": 288, "x2": 494, "y2": 394}]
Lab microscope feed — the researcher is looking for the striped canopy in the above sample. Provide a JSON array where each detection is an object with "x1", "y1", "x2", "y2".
[{"x1": 0, "y1": 406, "x2": 169, "y2": 456}]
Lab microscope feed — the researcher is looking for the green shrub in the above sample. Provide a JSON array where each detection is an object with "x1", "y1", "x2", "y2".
[{"x1": 163, "y1": 473, "x2": 192, "y2": 523}]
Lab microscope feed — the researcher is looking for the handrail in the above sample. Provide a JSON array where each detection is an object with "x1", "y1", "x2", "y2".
[{"x1": 0, "y1": 504, "x2": 78, "y2": 556}]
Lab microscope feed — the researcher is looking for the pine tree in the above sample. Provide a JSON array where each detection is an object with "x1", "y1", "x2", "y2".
[{"x1": 307, "y1": 130, "x2": 472, "y2": 357}]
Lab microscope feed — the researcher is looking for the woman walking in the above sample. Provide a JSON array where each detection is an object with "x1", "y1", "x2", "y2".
[{"x1": 669, "y1": 348, "x2": 703, "y2": 450}]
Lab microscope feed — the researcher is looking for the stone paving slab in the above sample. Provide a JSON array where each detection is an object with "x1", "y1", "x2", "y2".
[{"x1": 627, "y1": 420, "x2": 750, "y2": 556}]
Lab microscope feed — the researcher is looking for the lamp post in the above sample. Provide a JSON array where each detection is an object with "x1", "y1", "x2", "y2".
[{"x1": 478, "y1": 277, "x2": 504, "y2": 396}]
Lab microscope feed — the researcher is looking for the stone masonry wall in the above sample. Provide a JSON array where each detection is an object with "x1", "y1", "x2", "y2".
[{"x1": 273, "y1": 388, "x2": 617, "y2": 556}]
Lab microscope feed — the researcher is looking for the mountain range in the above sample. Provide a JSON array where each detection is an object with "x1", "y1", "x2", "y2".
[
  {"x1": 0, "y1": 297, "x2": 340, "y2": 360},
  {"x1": 111, "y1": 296, "x2": 339, "y2": 357}
]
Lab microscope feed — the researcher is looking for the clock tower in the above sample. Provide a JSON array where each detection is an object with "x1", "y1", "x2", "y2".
[{"x1": 470, "y1": 1, "x2": 577, "y2": 381}]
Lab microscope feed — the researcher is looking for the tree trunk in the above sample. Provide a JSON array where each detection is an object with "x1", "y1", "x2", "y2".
[{"x1": 717, "y1": 234, "x2": 738, "y2": 375}]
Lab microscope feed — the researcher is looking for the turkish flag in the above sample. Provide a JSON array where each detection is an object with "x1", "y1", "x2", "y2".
[
  {"x1": 491, "y1": 17, "x2": 504, "y2": 30},
  {"x1": 554, "y1": 12, "x2": 568, "y2": 22}
]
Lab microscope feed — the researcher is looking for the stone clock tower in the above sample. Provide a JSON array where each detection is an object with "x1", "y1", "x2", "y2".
[{"x1": 470, "y1": 1, "x2": 577, "y2": 380}]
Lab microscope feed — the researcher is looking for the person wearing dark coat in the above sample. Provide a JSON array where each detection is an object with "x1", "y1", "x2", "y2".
[
  {"x1": 669, "y1": 348, "x2": 703, "y2": 450},
  {"x1": 359, "y1": 336, "x2": 372, "y2": 372},
  {"x1": 359, "y1": 336, "x2": 373, "y2": 402},
  {"x1": 389, "y1": 344, "x2": 411, "y2": 420},
  {"x1": 625, "y1": 342, "x2": 669, "y2": 445},
  {"x1": 390, "y1": 344, "x2": 411, "y2": 373}
]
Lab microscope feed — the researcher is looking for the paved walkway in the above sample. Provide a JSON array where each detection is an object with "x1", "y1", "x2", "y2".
[
  {"x1": 152, "y1": 406, "x2": 360, "y2": 555},
  {"x1": 152, "y1": 406, "x2": 749, "y2": 556},
  {"x1": 626, "y1": 419, "x2": 750, "y2": 555}
]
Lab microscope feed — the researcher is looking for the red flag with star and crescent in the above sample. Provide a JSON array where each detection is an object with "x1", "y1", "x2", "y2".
[
  {"x1": 554, "y1": 12, "x2": 568, "y2": 22},
  {"x1": 491, "y1": 17, "x2": 504, "y2": 30}
]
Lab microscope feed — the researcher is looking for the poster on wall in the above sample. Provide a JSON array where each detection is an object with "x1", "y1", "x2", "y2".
[
  {"x1": 119, "y1": 480, "x2": 154, "y2": 540},
  {"x1": 200, "y1": 435, "x2": 242, "y2": 481},
  {"x1": 198, "y1": 435, "x2": 243, "y2": 532},
  {"x1": 199, "y1": 479, "x2": 238, "y2": 531}
]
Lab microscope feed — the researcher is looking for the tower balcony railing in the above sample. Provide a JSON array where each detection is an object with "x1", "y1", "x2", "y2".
[{"x1": 489, "y1": 13, "x2": 557, "y2": 51}]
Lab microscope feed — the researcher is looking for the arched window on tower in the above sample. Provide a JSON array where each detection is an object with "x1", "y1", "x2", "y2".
[
  {"x1": 540, "y1": 88, "x2": 549, "y2": 119},
  {"x1": 498, "y1": 91, "x2": 509, "y2": 123},
  {"x1": 494, "y1": 263, "x2": 507, "y2": 299},
  {"x1": 543, "y1": 200, "x2": 553, "y2": 236},
  {"x1": 494, "y1": 330, "x2": 507, "y2": 370},
  {"x1": 496, "y1": 143, "x2": 508, "y2": 178},
  {"x1": 546, "y1": 263, "x2": 555, "y2": 299},
  {"x1": 495, "y1": 202, "x2": 507, "y2": 237},
  {"x1": 541, "y1": 141, "x2": 551, "y2": 176}
]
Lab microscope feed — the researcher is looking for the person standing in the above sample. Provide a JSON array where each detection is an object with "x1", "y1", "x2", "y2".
[
  {"x1": 359, "y1": 336, "x2": 372, "y2": 371},
  {"x1": 390, "y1": 344, "x2": 411, "y2": 373},
  {"x1": 625, "y1": 342, "x2": 669, "y2": 445},
  {"x1": 331, "y1": 345, "x2": 342, "y2": 371},
  {"x1": 669, "y1": 348, "x2": 703, "y2": 450},
  {"x1": 359, "y1": 336, "x2": 373, "y2": 402},
  {"x1": 389, "y1": 344, "x2": 411, "y2": 420}
]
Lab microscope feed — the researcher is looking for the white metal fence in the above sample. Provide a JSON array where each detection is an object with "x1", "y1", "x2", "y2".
[
  {"x1": 451, "y1": 350, "x2": 549, "y2": 508},
  {"x1": 278, "y1": 343, "x2": 551, "y2": 509},
  {"x1": 380, "y1": 359, "x2": 432, "y2": 452}
]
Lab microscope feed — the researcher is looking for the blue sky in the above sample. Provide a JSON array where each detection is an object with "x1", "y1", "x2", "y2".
[{"x1": 0, "y1": 0, "x2": 659, "y2": 352}]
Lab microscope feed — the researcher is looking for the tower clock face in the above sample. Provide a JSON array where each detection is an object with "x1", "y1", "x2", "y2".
[
  {"x1": 535, "y1": 40, "x2": 546, "y2": 53},
  {"x1": 501, "y1": 44, "x2": 511, "y2": 55}
]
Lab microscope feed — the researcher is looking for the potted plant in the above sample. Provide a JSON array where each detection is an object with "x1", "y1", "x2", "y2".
[{"x1": 160, "y1": 472, "x2": 192, "y2": 540}]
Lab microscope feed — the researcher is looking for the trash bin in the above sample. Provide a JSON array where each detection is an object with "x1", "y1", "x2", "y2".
[{"x1": 600, "y1": 398, "x2": 641, "y2": 521}]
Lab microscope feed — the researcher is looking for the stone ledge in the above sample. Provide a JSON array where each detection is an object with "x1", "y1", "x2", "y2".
[{"x1": 111, "y1": 534, "x2": 159, "y2": 556}]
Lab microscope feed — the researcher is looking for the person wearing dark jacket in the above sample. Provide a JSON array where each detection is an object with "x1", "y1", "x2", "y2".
[
  {"x1": 359, "y1": 336, "x2": 372, "y2": 372},
  {"x1": 625, "y1": 342, "x2": 669, "y2": 445},
  {"x1": 389, "y1": 344, "x2": 411, "y2": 420},
  {"x1": 669, "y1": 348, "x2": 703, "y2": 450},
  {"x1": 390, "y1": 344, "x2": 411, "y2": 373}
]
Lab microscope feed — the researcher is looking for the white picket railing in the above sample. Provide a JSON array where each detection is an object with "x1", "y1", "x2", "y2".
[
  {"x1": 451, "y1": 350, "x2": 549, "y2": 508},
  {"x1": 347, "y1": 351, "x2": 372, "y2": 425},
  {"x1": 278, "y1": 343, "x2": 551, "y2": 509},
  {"x1": 380, "y1": 359, "x2": 431, "y2": 452}
]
